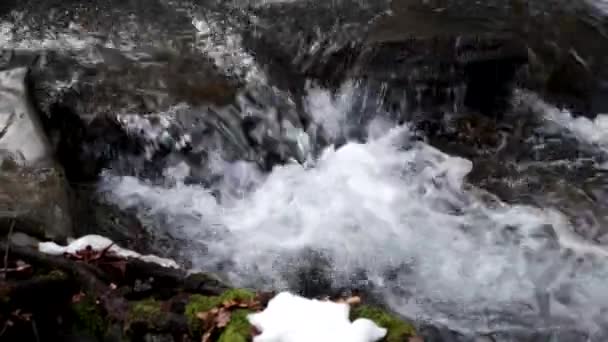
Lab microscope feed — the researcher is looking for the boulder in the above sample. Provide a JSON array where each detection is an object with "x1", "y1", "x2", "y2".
[{"x1": 0, "y1": 67, "x2": 72, "y2": 241}]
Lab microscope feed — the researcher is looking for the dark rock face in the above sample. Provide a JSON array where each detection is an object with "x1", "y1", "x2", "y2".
[
  {"x1": 238, "y1": 0, "x2": 529, "y2": 120},
  {"x1": 0, "y1": 67, "x2": 72, "y2": 241}
]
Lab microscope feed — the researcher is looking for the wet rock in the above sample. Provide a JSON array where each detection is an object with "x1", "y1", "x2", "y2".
[
  {"x1": 240, "y1": 0, "x2": 529, "y2": 119},
  {"x1": 69, "y1": 187, "x2": 163, "y2": 257},
  {"x1": 0, "y1": 67, "x2": 72, "y2": 241},
  {"x1": 0, "y1": 0, "x2": 197, "y2": 52}
]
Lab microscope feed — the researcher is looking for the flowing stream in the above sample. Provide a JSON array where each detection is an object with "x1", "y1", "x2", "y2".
[{"x1": 4, "y1": 0, "x2": 608, "y2": 340}]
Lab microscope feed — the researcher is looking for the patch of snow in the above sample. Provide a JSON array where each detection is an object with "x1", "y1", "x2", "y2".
[
  {"x1": 248, "y1": 292, "x2": 387, "y2": 342},
  {"x1": 38, "y1": 234, "x2": 180, "y2": 269}
]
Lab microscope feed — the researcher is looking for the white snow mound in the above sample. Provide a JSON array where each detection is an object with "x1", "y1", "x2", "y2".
[
  {"x1": 247, "y1": 292, "x2": 388, "y2": 342},
  {"x1": 38, "y1": 234, "x2": 179, "y2": 269}
]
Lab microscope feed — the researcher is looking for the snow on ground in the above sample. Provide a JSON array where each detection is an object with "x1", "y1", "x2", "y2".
[
  {"x1": 248, "y1": 292, "x2": 387, "y2": 342},
  {"x1": 38, "y1": 234, "x2": 180, "y2": 269}
]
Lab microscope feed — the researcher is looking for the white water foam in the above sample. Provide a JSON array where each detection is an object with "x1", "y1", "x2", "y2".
[
  {"x1": 191, "y1": 13, "x2": 267, "y2": 84},
  {"x1": 0, "y1": 19, "x2": 103, "y2": 51},
  {"x1": 516, "y1": 91, "x2": 608, "y2": 153},
  {"x1": 101, "y1": 87, "x2": 608, "y2": 337}
]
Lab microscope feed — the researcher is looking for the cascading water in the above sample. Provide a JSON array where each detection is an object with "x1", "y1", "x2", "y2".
[
  {"x1": 93, "y1": 2, "x2": 608, "y2": 340},
  {"x1": 100, "y1": 81, "x2": 608, "y2": 339},
  {"x1": 5, "y1": 0, "x2": 608, "y2": 340}
]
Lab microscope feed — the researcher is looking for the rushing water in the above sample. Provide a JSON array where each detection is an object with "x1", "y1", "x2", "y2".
[
  {"x1": 99, "y1": 1, "x2": 608, "y2": 340},
  {"x1": 4, "y1": 0, "x2": 608, "y2": 340},
  {"x1": 100, "y1": 85, "x2": 608, "y2": 340}
]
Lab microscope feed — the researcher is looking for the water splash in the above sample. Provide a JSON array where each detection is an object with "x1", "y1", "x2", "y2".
[
  {"x1": 101, "y1": 85, "x2": 608, "y2": 339},
  {"x1": 516, "y1": 91, "x2": 608, "y2": 154}
]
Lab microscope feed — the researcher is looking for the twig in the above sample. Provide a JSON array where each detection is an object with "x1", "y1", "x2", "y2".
[
  {"x1": 31, "y1": 319, "x2": 40, "y2": 342},
  {"x1": 0, "y1": 321, "x2": 8, "y2": 337},
  {"x1": 3, "y1": 219, "x2": 15, "y2": 278}
]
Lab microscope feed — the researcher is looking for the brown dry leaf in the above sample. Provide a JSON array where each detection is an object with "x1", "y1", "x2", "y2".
[
  {"x1": 345, "y1": 296, "x2": 361, "y2": 306},
  {"x1": 196, "y1": 311, "x2": 211, "y2": 321},
  {"x1": 71, "y1": 292, "x2": 85, "y2": 304},
  {"x1": 216, "y1": 308, "x2": 231, "y2": 328},
  {"x1": 72, "y1": 292, "x2": 85, "y2": 303},
  {"x1": 222, "y1": 299, "x2": 238, "y2": 308}
]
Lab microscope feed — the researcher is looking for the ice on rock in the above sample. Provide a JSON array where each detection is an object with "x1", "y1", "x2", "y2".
[{"x1": 248, "y1": 292, "x2": 387, "y2": 342}]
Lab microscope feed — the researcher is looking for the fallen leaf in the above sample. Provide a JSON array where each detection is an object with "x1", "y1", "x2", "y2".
[
  {"x1": 196, "y1": 311, "x2": 210, "y2": 321},
  {"x1": 345, "y1": 296, "x2": 361, "y2": 306},
  {"x1": 222, "y1": 299, "x2": 238, "y2": 308},
  {"x1": 72, "y1": 292, "x2": 86, "y2": 303},
  {"x1": 215, "y1": 309, "x2": 231, "y2": 328}
]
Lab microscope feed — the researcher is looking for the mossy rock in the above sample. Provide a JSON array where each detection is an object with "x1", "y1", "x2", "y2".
[
  {"x1": 128, "y1": 298, "x2": 164, "y2": 327},
  {"x1": 71, "y1": 295, "x2": 107, "y2": 338},
  {"x1": 185, "y1": 288, "x2": 255, "y2": 334},
  {"x1": 218, "y1": 309, "x2": 253, "y2": 342},
  {"x1": 351, "y1": 305, "x2": 417, "y2": 342}
]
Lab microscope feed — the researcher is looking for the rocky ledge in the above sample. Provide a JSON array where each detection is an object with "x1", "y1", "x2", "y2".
[{"x1": 0, "y1": 238, "x2": 419, "y2": 342}]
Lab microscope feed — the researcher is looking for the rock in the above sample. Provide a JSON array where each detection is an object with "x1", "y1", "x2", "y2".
[
  {"x1": 544, "y1": 49, "x2": 594, "y2": 114},
  {"x1": 1, "y1": 240, "x2": 230, "y2": 341},
  {"x1": 0, "y1": 67, "x2": 72, "y2": 241},
  {"x1": 240, "y1": 0, "x2": 529, "y2": 120},
  {"x1": 9, "y1": 232, "x2": 40, "y2": 248}
]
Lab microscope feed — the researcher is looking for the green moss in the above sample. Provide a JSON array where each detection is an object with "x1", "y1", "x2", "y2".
[
  {"x1": 45, "y1": 270, "x2": 68, "y2": 280},
  {"x1": 217, "y1": 309, "x2": 252, "y2": 342},
  {"x1": 185, "y1": 295, "x2": 220, "y2": 332},
  {"x1": 351, "y1": 305, "x2": 417, "y2": 342},
  {"x1": 218, "y1": 288, "x2": 255, "y2": 303},
  {"x1": 185, "y1": 288, "x2": 255, "y2": 334},
  {"x1": 72, "y1": 296, "x2": 107, "y2": 338},
  {"x1": 129, "y1": 298, "x2": 163, "y2": 324}
]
